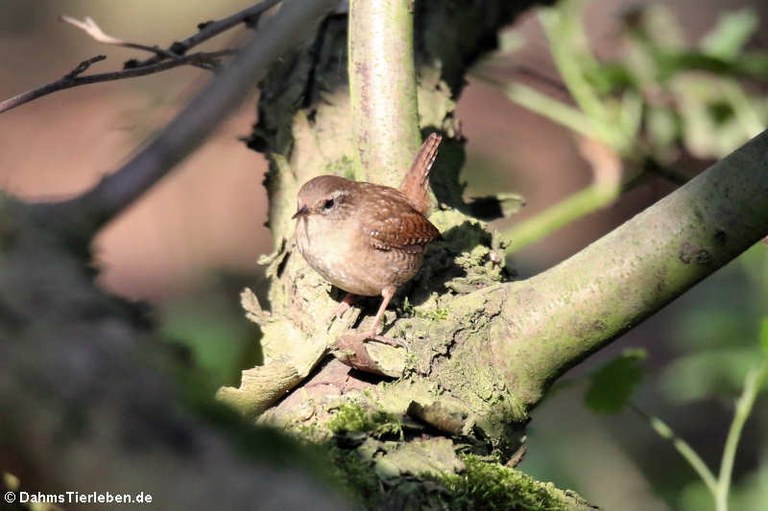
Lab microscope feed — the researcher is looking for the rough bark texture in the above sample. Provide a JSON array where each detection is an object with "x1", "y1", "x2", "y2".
[{"x1": 493, "y1": 130, "x2": 768, "y2": 406}]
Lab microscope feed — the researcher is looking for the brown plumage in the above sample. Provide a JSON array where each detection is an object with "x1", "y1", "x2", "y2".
[{"x1": 293, "y1": 134, "x2": 442, "y2": 336}]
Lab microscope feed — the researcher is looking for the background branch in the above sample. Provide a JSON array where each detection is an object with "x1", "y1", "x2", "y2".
[
  {"x1": 132, "y1": 0, "x2": 282, "y2": 67},
  {"x1": 0, "y1": 201, "x2": 353, "y2": 511},
  {"x1": 60, "y1": 15, "x2": 189, "y2": 62},
  {"x1": 30, "y1": 0, "x2": 339, "y2": 242},
  {"x1": 0, "y1": 0, "x2": 284, "y2": 114},
  {"x1": 59, "y1": 16, "x2": 212, "y2": 69},
  {"x1": 0, "y1": 51, "x2": 233, "y2": 114}
]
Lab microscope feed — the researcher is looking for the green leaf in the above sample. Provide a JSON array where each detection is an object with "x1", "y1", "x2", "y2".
[
  {"x1": 701, "y1": 8, "x2": 758, "y2": 61},
  {"x1": 585, "y1": 349, "x2": 647, "y2": 414},
  {"x1": 760, "y1": 317, "x2": 768, "y2": 356}
]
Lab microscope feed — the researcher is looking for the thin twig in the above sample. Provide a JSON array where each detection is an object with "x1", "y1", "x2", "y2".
[
  {"x1": 715, "y1": 365, "x2": 767, "y2": 511},
  {"x1": 60, "y1": 15, "x2": 206, "y2": 67},
  {"x1": 1, "y1": 1, "x2": 283, "y2": 114},
  {"x1": 62, "y1": 55, "x2": 107, "y2": 79},
  {"x1": 0, "y1": 51, "x2": 235, "y2": 115},
  {"x1": 31, "y1": 0, "x2": 339, "y2": 241},
  {"x1": 132, "y1": 0, "x2": 282, "y2": 67},
  {"x1": 629, "y1": 403, "x2": 719, "y2": 495}
]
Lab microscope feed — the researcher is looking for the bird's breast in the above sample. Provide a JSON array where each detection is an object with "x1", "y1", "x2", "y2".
[{"x1": 295, "y1": 216, "x2": 423, "y2": 296}]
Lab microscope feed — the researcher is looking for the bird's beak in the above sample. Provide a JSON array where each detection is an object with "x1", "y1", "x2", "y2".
[{"x1": 292, "y1": 204, "x2": 310, "y2": 219}]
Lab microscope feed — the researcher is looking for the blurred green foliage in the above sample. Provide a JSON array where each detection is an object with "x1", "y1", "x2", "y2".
[
  {"x1": 491, "y1": 0, "x2": 768, "y2": 252},
  {"x1": 159, "y1": 276, "x2": 263, "y2": 389},
  {"x1": 522, "y1": 1, "x2": 766, "y2": 161},
  {"x1": 661, "y1": 245, "x2": 768, "y2": 402},
  {"x1": 585, "y1": 349, "x2": 647, "y2": 414}
]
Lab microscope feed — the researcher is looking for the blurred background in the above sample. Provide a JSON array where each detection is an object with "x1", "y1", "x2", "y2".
[{"x1": 0, "y1": 1, "x2": 765, "y2": 509}]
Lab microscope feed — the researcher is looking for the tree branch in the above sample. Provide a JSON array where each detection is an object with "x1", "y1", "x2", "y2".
[
  {"x1": 60, "y1": 15, "x2": 189, "y2": 62},
  {"x1": 131, "y1": 0, "x2": 282, "y2": 68},
  {"x1": 494, "y1": 128, "x2": 768, "y2": 405},
  {"x1": 0, "y1": 0, "x2": 285, "y2": 114},
  {"x1": 30, "y1": 0, "x2": 339, "y2": 241},
  {"x1": 0, "y1": 51, "x2": 233, "y2": 114},
  {"x1": 348, "y1": 0, "x2": 421, "y2": 187}
]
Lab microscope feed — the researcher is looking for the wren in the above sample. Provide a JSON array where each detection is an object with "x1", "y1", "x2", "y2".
[{"x1": 293, "y1": 134, "x2": 442, "y2": 337}]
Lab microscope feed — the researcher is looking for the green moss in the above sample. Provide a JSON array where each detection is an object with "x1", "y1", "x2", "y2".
[
  {"x1": 326, "y1": 448, "x2": 591, "y2": 510},
  {"x1": 415, "y1": 306, "x2": 450, "y2": 321},
  {"x1": 327, "y1": 403, "x2": 403, "y2": 439},
  {"x1": 440, "y1": 455, "x2": 575, "y2": 511}
]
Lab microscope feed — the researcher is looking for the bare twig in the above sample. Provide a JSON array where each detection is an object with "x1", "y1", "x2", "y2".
[
  {"x1": 60, "y1": 15, "x2": 206, "y2": 66},
  {"x1": 62, "y1": 55, "x2": 107, "y2": 79},
  {"x1": 132, "y1": 0, "x2": 282, "y2": 67},
  {"x1": 32, "y1": 0, "x2": 339, "y2": 241},
  {"x1": 61, "y1": 15, "x2": 148, "y2": 50},
  {"x1": 0, "y1": 51, "x2": 234, "y2": 114},
  {"x1": 0, "y1": 1, "x2": 284, "y2": 114}
]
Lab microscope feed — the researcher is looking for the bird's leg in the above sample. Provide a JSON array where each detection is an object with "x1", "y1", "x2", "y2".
[
  {"x1": 365, "y1": 286, "x2": 405, "y2": 347},
  {"x1": 331, "y1": 286, "x2": 405, "y2": 375},
  {"x1": 335, "y1": 293, "x2": 357, "y2": 319},
  {"x1": 326, "y1": 293, "x2": 357, "y2": 331}
]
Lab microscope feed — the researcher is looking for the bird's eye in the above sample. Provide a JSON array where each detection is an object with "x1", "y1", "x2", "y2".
[{"x1": 322, "y1": 198, "x2": 335, "y2": 210}]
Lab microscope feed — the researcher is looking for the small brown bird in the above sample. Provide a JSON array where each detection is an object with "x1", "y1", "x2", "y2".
[{"x1": 293, "y1": 134, "x2": 442, "y2": 337}]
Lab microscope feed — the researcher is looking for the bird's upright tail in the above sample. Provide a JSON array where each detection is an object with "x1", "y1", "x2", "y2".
[{"x1": 399, "y1": 133, "x2": 442, "y2": 215}]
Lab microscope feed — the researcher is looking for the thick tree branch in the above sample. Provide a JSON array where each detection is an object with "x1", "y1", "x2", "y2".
[
  {"x1": 30, "y1": 0, "x2": 339, "y2": 241},
  {"x1": 494, "y1": 128, "x2": 768, "y2": 405},
  {"x1": 349, "y1": 0, "x2": 421, "y2": 187}
]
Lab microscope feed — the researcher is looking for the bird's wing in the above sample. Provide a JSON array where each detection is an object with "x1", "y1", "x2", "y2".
[{"x1": 362, "y1": 186, "x2": 440, "y2": 253}]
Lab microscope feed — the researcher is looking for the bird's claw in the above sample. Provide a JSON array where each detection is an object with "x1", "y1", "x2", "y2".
[{"x1": 331, "y1": 330, "x2": 407, "y2": 376}]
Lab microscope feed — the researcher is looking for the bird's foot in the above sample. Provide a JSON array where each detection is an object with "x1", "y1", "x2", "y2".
[
  {"x1": 335, "y1": 293, "x2": 357, "y2": 319},
  {"x1": 326, "y1": 293, "x2": 358, "y2": 330},
  {"x1": 331, "y1": 330, "x2": 407, "y2": 377},
  {"x1": 366, "y1": 333, "x2": 407, "y2": 348}
]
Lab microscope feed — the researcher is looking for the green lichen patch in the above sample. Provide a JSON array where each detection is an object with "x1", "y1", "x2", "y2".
[
  {"x1": 327, "y1": 403, "x2": 404, "y2": 440},
  {"x1": 326, "y1": 445, "x2": 595, "y2": 511},
  {"x1": 417, "y1": 211, "x2": 510, "y2": 299},
  {"x1": 323, "y1": 155, "x2": 359, "y2": 180},
  {"x1": 320, "y1": 403, "x2": 591, "y2": 510},
  {"x1": 375, "y1": 437, "x2": 464, "y2": 479},
  {"x1": 440, "y1": 455, "x2": 593, "y2": 511}
]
